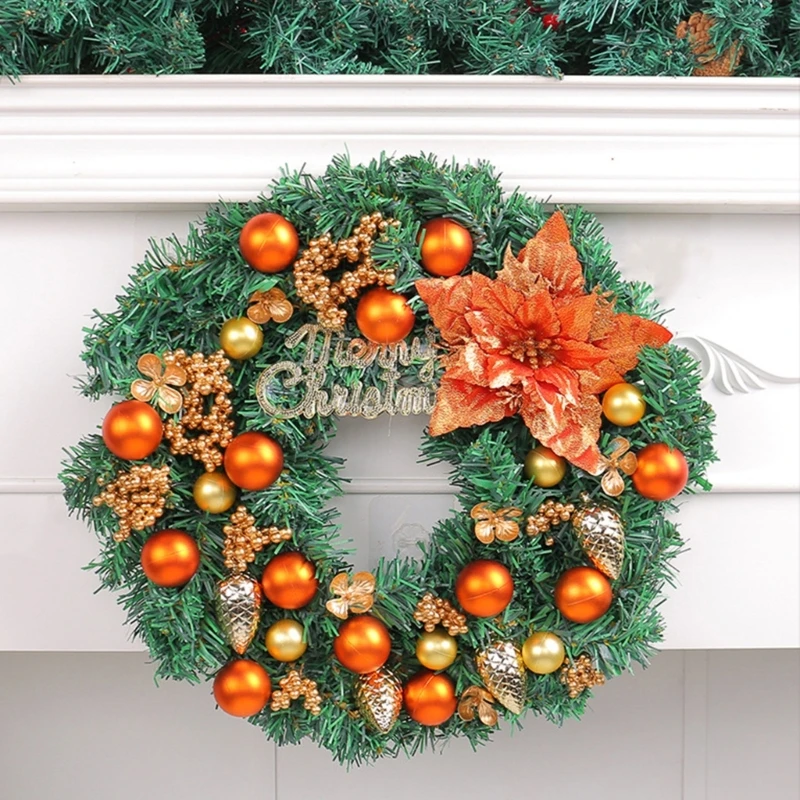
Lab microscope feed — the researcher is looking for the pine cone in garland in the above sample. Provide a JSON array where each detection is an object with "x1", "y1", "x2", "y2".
[
  {"x1": 676, "y1": 12, "x2": 743, "y2": 77},
  {"x1": 355, "y1": 668, "x2": 403, "y2": 734},
  {"x1": 476, "y1": 641, "x2": 527, "y2": 715}
]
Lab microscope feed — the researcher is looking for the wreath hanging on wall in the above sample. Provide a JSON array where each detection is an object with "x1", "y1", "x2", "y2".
[{"x1": 62, "y1": 154, "x2": 715, "y2": 765}]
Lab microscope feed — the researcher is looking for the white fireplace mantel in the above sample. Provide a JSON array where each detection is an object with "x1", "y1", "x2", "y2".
[
  {"x1": 0, "y1": 75, "x2": 798, "y2": 653},
  {"x1": 1, "y1": 75, "x2": 798, "y2": 212}
]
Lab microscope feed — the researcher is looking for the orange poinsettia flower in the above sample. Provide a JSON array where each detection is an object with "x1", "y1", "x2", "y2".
[{"x1": 415, "y1": 212, "x2": 671, "y2": 474}]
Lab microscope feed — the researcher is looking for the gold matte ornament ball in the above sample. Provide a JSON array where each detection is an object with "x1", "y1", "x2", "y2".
[
  {"x1": 265, "y1": 619, "x2": 308, "y2": 662},
  {"x1": 524, "y1": 444, "x2": 567, "y2": 487},
  {"x1": 193, "y1": 471, "x2": 237, "y2": 514},
  {"x1": 602, "y1": 382, "x2": 646, "y2": 426},
  {"x1": 220, "y1": 317, "x2": 264, "y2": 360},
  {"x1": 522, "y1": 631, "x2": 566, "y2": 674},
  {"x1": 415, "y1": 628, "x2": 458, "y2": 671}
]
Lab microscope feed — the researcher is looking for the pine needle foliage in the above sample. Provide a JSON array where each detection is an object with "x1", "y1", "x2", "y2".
[
  {"x1": 60, "y1": 153, "x2": 716, "y2": 765},
  {"x1": 1, "y1": 0, "x2": 797, "y2": 77}
]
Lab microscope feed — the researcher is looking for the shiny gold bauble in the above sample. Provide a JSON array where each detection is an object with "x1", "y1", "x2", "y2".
[
  {"x1": 522, "y1": 631, "x2": 566, "y2": 674},
  {"x1": 265, "y1": 619, "x2": 308, "y2": 662},
  {"x1": 455, "y1": 559, "x2": 514, "y2": 618},
  {"x1": 333, "y1": 615, "x2": 392, "y2": 674},
  {"x1": 193, "y1": 471, "x2": 237, "y2": 514},
  {"x1": 355, "y1": 287, "x2": 416, "y2": 344},
  {"x1": 223, "y1": 431, "x2": 284, "y2": 491},
  {"x1": 102, "y1": 399, "x2": 163, "y2": 460},
  {"x1": 213, "y1": 659, "x2": 272, "y2": 717},
  {"x1": 219, "y1": 317, "x2": 264, "y2": 360},
  {"x1": 419, "y1": 218, "x2": 474, "y2": 277},
  {"x1": 239, "y1": 212, "x2": 299, "y2": 273},
  {"x1": 554, "y1": 566, "x2": 613, "y2": 624},
  {"x1": 415, "y1": 628, "x2": 458, "y2": 670},
  {"x1": 261, "y1": 552, "x2": 318, "y2": 610},
  {"x1": 523, "y1": 444, "x2": 567, "y2": 487},
  {"x1": 403, "y1": 670, "x2": 457, "y2": 726},
  {"x1": 602, "y1": 382, "x2": 646, "y2": 426},
  {"x1": 140, "y1": 529, "x2": 200, "y2": 587},
  {"x1": 632, "y1": 442, "x2": 689, "y2": 501}
]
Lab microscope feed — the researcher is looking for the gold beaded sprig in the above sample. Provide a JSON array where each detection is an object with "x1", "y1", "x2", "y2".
[
  {"x1": 413, "y1": 593, "x2": 468, "y2": 636},
  {"x1": 93, "y1": 464, "x2": 171, "y2": 542},
  {"x1": 526, "y1": 499, "x2": 576, "y2": 545},
  {"x1": 163, "y1": 350, "x2": 235, "y2": 472},
  {"x1": 292, "y1": 212, "x2": 399, "y2": 330},
  {"x1": 222, "y1": 505, "x2": 291, "y2": 574},
  {"x1": 560, "y1": 655, "x2": 606, "y2": 699},
  {"x1": 270, "y1": 670, "x2": 322, "y2": 715}
]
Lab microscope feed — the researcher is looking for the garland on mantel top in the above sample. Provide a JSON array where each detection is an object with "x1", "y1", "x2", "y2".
[{"x1": 61, "y1": 153, "x2": 716, "y2": 766}]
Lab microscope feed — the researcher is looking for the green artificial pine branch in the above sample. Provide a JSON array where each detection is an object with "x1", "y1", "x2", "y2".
[
  {"x1": 1, "y1": 0, "x2": 795, "y2": 76},
  {"x1": 61, "y1": 153, "x2": 716, "y2": 765}
]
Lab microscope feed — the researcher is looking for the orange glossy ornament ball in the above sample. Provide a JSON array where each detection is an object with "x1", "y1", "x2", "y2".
[
  {"x1": 419, "y1": 218, "x2": 473, "y2": 277},
  {"x1": 223, "y1": 432, "x2": 284, "y2": 491},
  {"x1": 261, "y1": 552, "x2": 318, "y2": 609},
  {"x1": 355, "y1": 287, "x2": 416, "y2": 344},
  {"x1": 554, "y1": 566, "x2": 613, "y2": 624},
  {"x1": 102, "y1": 399, "x2": 163, "y2": 460},
  {"x1": 632, "y1": 442, "x2": 689, "y2": 501},
  {"x1": 333, "y1": 616, "x2": 392, "y2": 674},
  {"x1": 140, "y1": 529, "x2": 200, "y2": 587},
  {"x1": 213, "y1": 660, "x2": 272, "y2": 717},
  {"x1": 455, "y1": 559, "x2": 514, "y2": 618},
  {"x1": 403, "y1": 670, "x2": 457, "y2": 726},
  {"x1": 239, "y1": 212, "x2": 299, "y2": 273}
]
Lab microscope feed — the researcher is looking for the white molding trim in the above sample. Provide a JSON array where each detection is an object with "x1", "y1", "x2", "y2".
[{"x1": 1, "y1": 75, "x2": 798, "y2": 212}]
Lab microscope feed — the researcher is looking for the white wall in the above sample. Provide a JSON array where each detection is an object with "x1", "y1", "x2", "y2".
[{"x1": 1, "y1": 651, "x2": 798, "y2": 800}]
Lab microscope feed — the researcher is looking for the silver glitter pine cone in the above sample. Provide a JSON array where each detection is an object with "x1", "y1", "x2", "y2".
[
  {"x1": 476, "y1": 641, "x2": 527, "y2": 715},
  {"x1": 355, "y1": 668, "x2": 403, "y2": 734},
  {"x1": 216, "y1": 574, "x2": 262, "y2": 655},
  {"x1": 572, "y1": 501, "x2": 625, "y2": 580}
]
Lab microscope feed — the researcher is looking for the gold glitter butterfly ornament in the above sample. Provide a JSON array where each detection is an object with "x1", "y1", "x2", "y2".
[
  {"x1": 325, "y1": 572, "x2": 376, "y2": 619},
  {"x1": 471, "y1": 503, "x2": 522, "y2": 544},
  {"x1": 130, "y1": 353, "x2": 187, "y2": 414}
]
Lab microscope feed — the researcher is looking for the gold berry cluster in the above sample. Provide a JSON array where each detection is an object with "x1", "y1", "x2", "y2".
[
  {"x1": 293, "y1": 212, "x2": 398, "y2": 330},
  {"x1": 223, "y1": 505, "x2": 291, "y2": 574},
  {"x1": 526, "y1": 499, "x2": 576, "y2": 544},
  {"x1": 163, "y1": 350, "x2": 234, "y2": 472},
  {"x1": 93, "y1": 464, "x2": 171, "y2": 542},
  {"x1": 676, "y1": 12, "x2": 742, "y2": 76},
  {"x1": 271, "y1": 671, "x2": 322, "y2": 715},
  {"x1": 413, "y1": 593, "x2": 468, "y2": 636},
  {"x1": 560, "y1": 655, "x2": 606, "y2": 699}
]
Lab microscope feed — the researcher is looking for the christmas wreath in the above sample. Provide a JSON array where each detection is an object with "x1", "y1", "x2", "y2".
[{"x1": 62, "y1": 154, "x2": 715, "y2": 765}]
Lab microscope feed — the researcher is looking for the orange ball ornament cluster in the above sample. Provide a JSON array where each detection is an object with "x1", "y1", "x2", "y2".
[
  {"x1": 102, "y1": 399, "x2": 163, "y2": 460},
  {"x1": 455, "y1": 559, "x2": 514, "y2": 618},
  {"x1": 261, "y1": 552, "x2": 318, "y2": 609},
  {"x1": 213, "y1": 660, "x2": 272, "y2": 717},
  {"x1": 403, "y1": 670, "x2": 457, "y2": 726},
  {"x1": 633, "y1": 443, "x2": 689, "y2": 501},
  {"x1": 140, "y1": 529, "x2": 200, "y2": 587},
  {"x1": 554, "y1": 566, "x2": 613, "y2": 624},
  {"x1": 223, "y1": 431, "x2": 284, "y2": 491},
  {"x1": 355, "y1": 287, "x2": 416, "y2": 344},
  {"x1": 333, "y1": 616, "x2": 392, "y2": 674},
  {"x1": 239, "y1": 212, "x2": 299, "y2": 274},
  {"x1": 419, "y1": 218, "x2": 474, "y2": 277}
]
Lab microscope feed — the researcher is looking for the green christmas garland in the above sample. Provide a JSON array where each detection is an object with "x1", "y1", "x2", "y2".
[{"x1": 61, "y1": 154, "x2": 716, "y2": 766}]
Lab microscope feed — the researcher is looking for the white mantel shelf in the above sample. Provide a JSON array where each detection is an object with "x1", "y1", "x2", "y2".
[{"x1": 0, "y1": 75, "x2": 798, "y2": 212}]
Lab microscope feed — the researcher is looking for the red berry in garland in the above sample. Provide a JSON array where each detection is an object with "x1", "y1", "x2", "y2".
[{"x1": 542, "y1": 13, "x2": 561, "y2": 29}]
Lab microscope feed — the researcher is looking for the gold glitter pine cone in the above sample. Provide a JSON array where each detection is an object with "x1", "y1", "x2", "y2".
[
  {"x1": 215, "y1": 574, "x2": 262, "y2": 654},
  {"x1": 355, "y1": 668, "x2": 403, "y2": 734},
  {"x1": 572, "y1": 500, "x2": 625, "y2": 580},
  {"x1": 476, "y1": 641, "x2": 527, "y2": 715}
]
